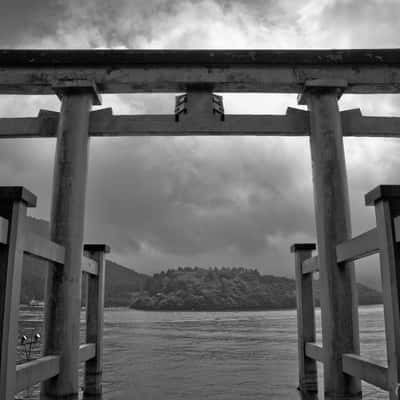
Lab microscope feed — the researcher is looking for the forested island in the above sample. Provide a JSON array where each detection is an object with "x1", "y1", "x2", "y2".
[
  {"x1": 130, "y1": 267, "x2": 382, "y2": 311},
  {"x1": 21, "y1": 260, "x2": 382, "y2": 311},
  {"x1": 20, "y1": 217, "x2": 382, "y2": 311}
]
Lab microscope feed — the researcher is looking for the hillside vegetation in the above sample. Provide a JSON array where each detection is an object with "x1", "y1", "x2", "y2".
[
  {"x1": 20, "y1": 257, "x2": 148, "y2": 307},
  {"x1": 20, "y1": 217, "x2": 148, "y2": 307},
  {"x1": 104, "y1": 261, "x2": 148, "y2": 306},
  {"x1": 130, "y1": 267, "x2": 382, "y2": 311},
  {"x1": 20, "y1": 218, "x2": 382, "y2": 311}
]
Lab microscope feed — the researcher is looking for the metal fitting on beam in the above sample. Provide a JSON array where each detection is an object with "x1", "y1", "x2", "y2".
[
  {"x1": 212, "y1": 94, "x2": 225, "y2": 121},
  {"x1": 174, "y1": 94, "x2": 188, "y2": 121},
  {"x1": 174, "y1": 91, "x2": 224, "y2": 122}
]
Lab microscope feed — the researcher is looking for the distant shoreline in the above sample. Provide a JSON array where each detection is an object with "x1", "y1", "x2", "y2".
[
  {"x1": 20, "y1": 303, "x2": 384, "y2": 312},
  {"x1": 129, "y1": 301, "x2": 383, "y2": 313}
]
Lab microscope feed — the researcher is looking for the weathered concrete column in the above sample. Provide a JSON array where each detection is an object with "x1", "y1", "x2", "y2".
[
  {"x1": 366, "y1": 186, "x2": 400, "y2": 400},
  {"x1": 0, "y1": 187, "x2": 36, "y2": 400},
  {"x1": 291, "y1": 243, "x2": 318, "y2": 400},
  {"x1": 299, "y1": 80, "x2": 361, "y2": 399},
  {"x1": 83, "y1": 244, "x2": 110, "y2": 397},
  {"x1": 41, "y1": 82, "x2": 101, "y2": 399}
]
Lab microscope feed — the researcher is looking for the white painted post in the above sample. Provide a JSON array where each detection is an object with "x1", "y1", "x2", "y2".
[
  {"x1": 291, "y1": 243, "x2": 318, "y2": 399},
  {"x1": 299, "y1": 80, "x2": 361, "y2": 399},
  {"x1": 366, "y1": 185, "x2": 400, "y2": 400},
  {"x1": 41, "y1": 82, "x2": 101, "y2": 399},
  {"x1": 0, "y1": 187, "x2": 36, "y2": 400},
  {"x1": 83, "y1": 244, "x2": 110, "y2": 397}
]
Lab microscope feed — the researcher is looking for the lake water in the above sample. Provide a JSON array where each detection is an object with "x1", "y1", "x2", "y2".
[{"x1": 17, "y1": 305, "x2": 388, "y2": 399}]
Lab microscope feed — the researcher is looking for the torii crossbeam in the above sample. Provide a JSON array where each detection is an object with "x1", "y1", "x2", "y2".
[{"x1": 0, "y1": 107, "x2": 399, "y2": 137}]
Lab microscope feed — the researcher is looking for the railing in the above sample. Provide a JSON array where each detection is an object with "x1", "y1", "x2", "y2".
[
  {"x1": 0, "y1": 187, "x2": 110, "y2": 399},
  {"x1": 292, "y1": 185, "x2": 400, "y2": 399}
]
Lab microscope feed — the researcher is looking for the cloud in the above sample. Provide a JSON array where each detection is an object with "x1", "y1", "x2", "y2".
[
  {"x1": 0, "y1": 0, "x2": 67, "y2": 47},
  {"x1": 0, "y1": 0, "x2": 399, "y2": 284},
  {"x1": 316, "y1": 0, "x2": 400, "y2": 48},
  {"x1": 85, "y1": 135, "x2": 314, "y2": 256}
]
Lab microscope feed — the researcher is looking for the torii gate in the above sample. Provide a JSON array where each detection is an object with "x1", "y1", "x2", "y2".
[{"x1": 1, "y1": 49, "x2": 400, "y2": 400}]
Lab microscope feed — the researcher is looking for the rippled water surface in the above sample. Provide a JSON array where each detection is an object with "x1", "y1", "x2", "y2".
[{"x1": 18, "y1": 305, "x2": 388, "y2": 399}]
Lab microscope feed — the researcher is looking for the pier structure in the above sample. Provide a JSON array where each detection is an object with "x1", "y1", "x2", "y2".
[{"x1": 0, "y1": 49, "x2": 400, "y2": 399}]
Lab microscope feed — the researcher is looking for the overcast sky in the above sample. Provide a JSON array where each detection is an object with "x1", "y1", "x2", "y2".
[{"x1": 0, "y1": 0, "x2": 399, "y2": 286}]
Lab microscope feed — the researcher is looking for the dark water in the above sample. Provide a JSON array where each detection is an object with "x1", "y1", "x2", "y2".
[{"x1": 17, "y1": 305, "x2": 388, "y2": 400}]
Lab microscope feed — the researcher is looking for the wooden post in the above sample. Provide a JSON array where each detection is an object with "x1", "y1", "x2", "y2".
[
  {"x1": 41, "y1": 82, "x2": 101, "y2": 399},
  {"x1": 299, "y1": 80, "x2": 361, "y2": 399},
  {"x1": 366, "y1": 185, "x2": 400, "y2": 400},
  {"x1": 0, "y1": 187, "x2": 36, "y2": 400},
  {"x1": 291, "y1": 243, "x2": 318, "y2": 399},
  {"x1": 83, "y1": 244, "x2": 110, "y2": 397}
]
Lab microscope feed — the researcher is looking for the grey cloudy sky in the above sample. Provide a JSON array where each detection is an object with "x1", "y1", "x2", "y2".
[{"x1": 0, "y1": 0, "x2": 399, "y2": 286}]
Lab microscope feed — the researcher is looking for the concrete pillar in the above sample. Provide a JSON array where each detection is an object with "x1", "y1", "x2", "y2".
[
  {"x1": 0, "y1": 187, "x2": 36, "y2": 400},
  {"x1": 41, "y1": 82, "x2": 101, "y2": 399},
  {"x1": 299, "y1": 80, "x2": 361, "y2": 399},
  {"x1": 291, "y1": 243, "x2": 318, "y2": 399},
  {"x1": 366, "y1": 186, "x2": 400, "y2": 400},
  {"x1": 83, "y1": 244, "x2": 110, "y2": 397}
]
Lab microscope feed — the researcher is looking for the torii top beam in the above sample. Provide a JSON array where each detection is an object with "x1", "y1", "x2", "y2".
[{"x1": 1, "y1": 49, "x2": 400, "y2": 94}]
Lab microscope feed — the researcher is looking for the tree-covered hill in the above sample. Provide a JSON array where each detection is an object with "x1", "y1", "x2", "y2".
[
  {"x1": 130, "y1": 267, "x2": 382, "y2": 311},
  {"x1": 20, "y1": 256, "x2": 148, "y2": 307},
  {"x1": 20, "y1": 217, "x2": 149, "y2": 307},
  {"x1": 104, "y1": 261, "x2": 148, "y2": 306},
  {"x1": 20, "y1": 218, "x2": 382, "y2": 311}
]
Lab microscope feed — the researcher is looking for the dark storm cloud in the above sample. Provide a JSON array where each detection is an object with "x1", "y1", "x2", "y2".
[
  {"x1": 62, "y1": 0, "x2": 257, "y2": 48},
  {"x1": 77, "y1": 1, "x2": 184, "y2": 48},
  {"x1": 1, "y1": 0, "x2": 400, "y2": 282},
  {"x1": 0, "y1": 0, "x2": 67, "y2": 46},
  {"x1": 0, "y1": 0, "x2": 183, "y2": 48},
  {"x1": 0, "y1": 0, "x2": 300, "y2": 49},
  {"x1": 85, "y1": 136, "x2": 315, "y2": 260},
  {"x1": 2, "y1": 0, "x2": 399, "y2": 49}
]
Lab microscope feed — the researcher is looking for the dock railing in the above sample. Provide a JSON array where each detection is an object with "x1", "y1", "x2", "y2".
[
  {"x1": 292, "y1": 185, "x2": 400, "y2": 400},
  {"x1": 0, "y1": 186, "x2": 109, "y2": 400}
]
